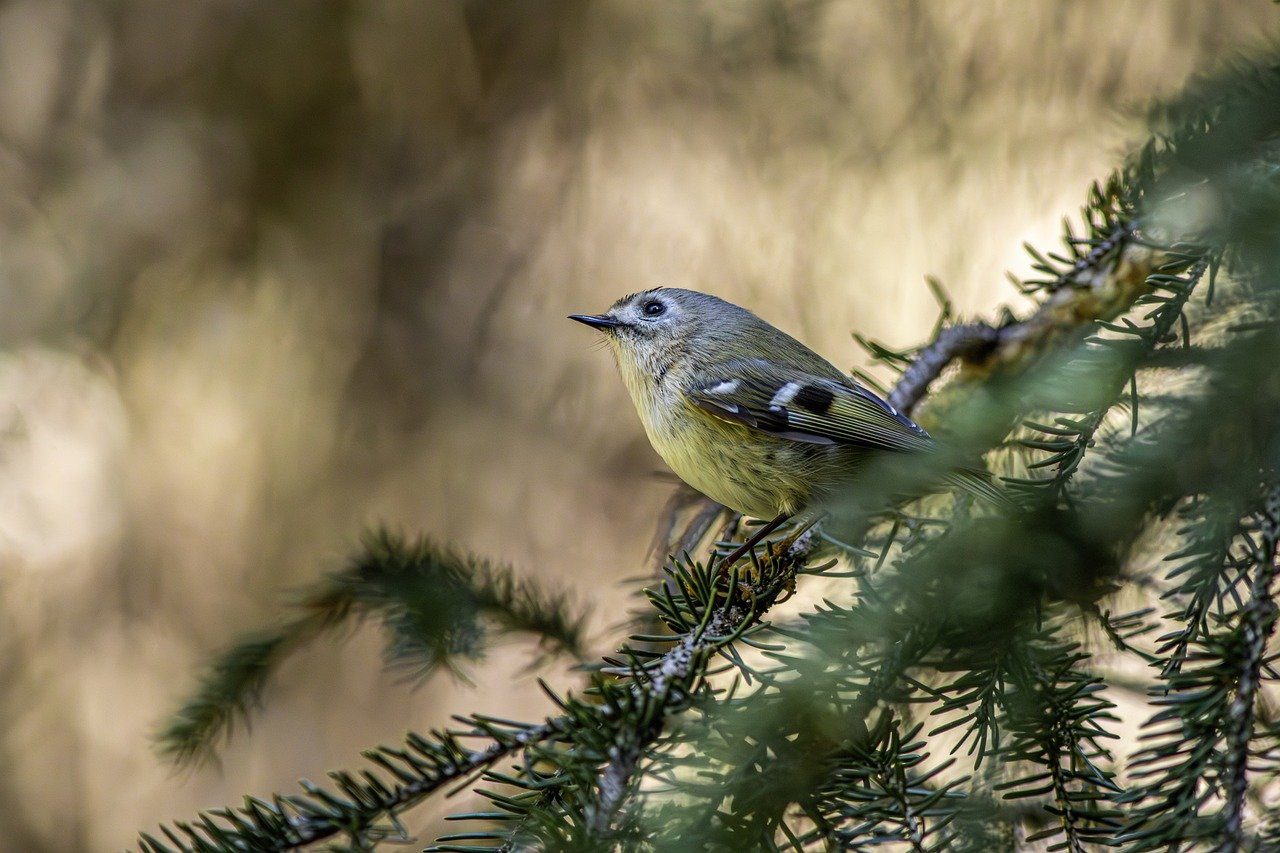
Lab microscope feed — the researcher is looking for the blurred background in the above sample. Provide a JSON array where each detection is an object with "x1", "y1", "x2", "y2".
[{"x1": 1, "y1": 1, "x2": 1277, "y2": 849}]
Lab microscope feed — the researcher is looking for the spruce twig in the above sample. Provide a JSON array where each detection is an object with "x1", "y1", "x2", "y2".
[{"x1": 1216, "y1": 486, "x2": 1280, "y2": 853}]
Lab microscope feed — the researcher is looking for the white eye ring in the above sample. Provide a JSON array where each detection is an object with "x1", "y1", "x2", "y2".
[{"x1": 642, "y1": 300, "x2": 666, "y2": 317}]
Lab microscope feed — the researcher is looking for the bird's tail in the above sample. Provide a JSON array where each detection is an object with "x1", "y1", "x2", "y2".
[{"x1": 945, "y1": 468, "x2": 1021, "y2": 513}]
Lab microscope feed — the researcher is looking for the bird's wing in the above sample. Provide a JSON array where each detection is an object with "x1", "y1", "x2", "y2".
[{"x1": 686, "y1": 358, "x2": 934, "y2": 454}]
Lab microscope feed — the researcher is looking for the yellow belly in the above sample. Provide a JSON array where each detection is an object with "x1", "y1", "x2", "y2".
[{"x1": 644, "y1": 399, "x2": 818, "y2": 519}]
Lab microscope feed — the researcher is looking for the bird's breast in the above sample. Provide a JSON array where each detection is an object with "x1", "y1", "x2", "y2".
[
  {"x1": 612, "y1": 356, "x2": 817, "y2": 519},
  {"x1": 643, "y1": 394, "x2": 818, "y2": 519}
]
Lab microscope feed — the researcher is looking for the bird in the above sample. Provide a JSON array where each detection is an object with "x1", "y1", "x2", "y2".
[{"x1": 570, "y1": 288, "x2": 1010, "y2": 563}]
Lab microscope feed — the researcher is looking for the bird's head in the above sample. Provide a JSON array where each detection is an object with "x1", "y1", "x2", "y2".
[{"x1": 570, "y1": 288, "x2": 746, "y2": 380}]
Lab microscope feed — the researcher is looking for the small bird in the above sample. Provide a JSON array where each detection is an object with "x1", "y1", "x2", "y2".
[{"x1": 570, "y1": 288, "x2": 1008, "y2": 559}]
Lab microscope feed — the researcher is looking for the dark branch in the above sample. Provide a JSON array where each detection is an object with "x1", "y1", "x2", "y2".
[
  {"x1": 587, "y1": 529, "x2": 821, "y2": 842},
  {"x1": 889, "y1": 322, "x2": 999, "y2": 416},
  {"x1": 1216, "y1": 486, "x2": 1280, "y2": 853},
  {"x1": 890, "y1": 228, "x2": 1156, "y2": 422}
]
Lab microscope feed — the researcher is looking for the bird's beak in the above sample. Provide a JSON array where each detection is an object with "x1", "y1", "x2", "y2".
[{"x1": 568, "y1": 313, "x2": 622, "y2": 330}]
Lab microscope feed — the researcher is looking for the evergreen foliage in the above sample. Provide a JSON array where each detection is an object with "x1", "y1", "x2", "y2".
[{"x1": 140, "y1": 54, "x2": 1280, "y2": 852}]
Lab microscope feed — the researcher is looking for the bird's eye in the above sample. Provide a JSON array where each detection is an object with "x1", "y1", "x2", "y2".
[{"x1": 642, "y1": 300, "x2": 666, "y2": 317}]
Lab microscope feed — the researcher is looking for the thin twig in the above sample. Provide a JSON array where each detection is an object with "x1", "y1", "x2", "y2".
[
  {"x1": 588, "y1": 738, "x2": 643, "y2": 840},
  {"x1": 1216, "y1": 486, "x2": 1280, "y2": 853},
  {"x1": 282, "y1": 719, "x2": 565, "y2": 850},
  {"x1": 586, "y1": 530, "x2": 820, "y2": 842},
  {"x1": 888, "y1": 229, "x2": 1155, "y2": 420},
  {"x1": 889, "y1": 323, "x2": 1000, "y2": 416}
]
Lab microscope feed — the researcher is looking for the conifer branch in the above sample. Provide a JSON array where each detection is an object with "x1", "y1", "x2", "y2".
[
  {"x1": 889, "y1": 219, "x2": 1145, "y2": 419},
  {"x1": 585, "y1": 529, "x2": 822, "y2": 843},
  {"x1": 1216, "y1": 485, "x2": 1280, "y2": 852},
  {"x1": 156, "y1": 530, "x2": 589, "y2": 767},
  {"x1": 140, "y1": 718, "x2": 567, "y2": 852},
  {"x1": 1041, "y1": 254, "x2": 1210, "y2": 497},
  {"x1": 889, "y1": 322, "x2": 999, "y2": 416}
]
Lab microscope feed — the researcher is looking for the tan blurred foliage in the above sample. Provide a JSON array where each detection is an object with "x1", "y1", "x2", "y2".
[{"x1": 0, "y1": 1, "x2": 1275, "y2": 849}]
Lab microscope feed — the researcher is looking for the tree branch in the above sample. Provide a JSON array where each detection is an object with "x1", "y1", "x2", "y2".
[
  {"x1": 890, "y1": 233, "x2": 1157, "y2": 422},
  {"x1": 889, "y1": 322, "x2": 1000, "y2": 416},
  {"x1": 586, "y1": 529, "x2": 821, "y2": 843},
  {"x1": 1216, "y1": 485, "x2": 1280, "y2": 852}
]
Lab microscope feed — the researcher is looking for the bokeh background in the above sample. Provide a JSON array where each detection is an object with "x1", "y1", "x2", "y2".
[{"x1": 1, "y1": 1, "x2": 1277, "y2": 849}]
